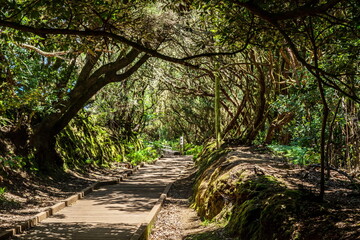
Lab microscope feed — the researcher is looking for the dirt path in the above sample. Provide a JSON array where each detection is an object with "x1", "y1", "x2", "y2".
[
  {"x1": 8, "y1": 156, "x2": 192, "y2": 239},
  {"x1": 150, "y1": 166, "x2": 231, "y2": 240},
  {"x1": 0, "y1": 166, "x2": 131, "y2": 232}
]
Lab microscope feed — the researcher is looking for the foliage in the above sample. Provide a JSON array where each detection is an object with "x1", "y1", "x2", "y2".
[
  {"x1": 126, "y1": 146, "x2": 159, "y2": 165},
  {"x1": 0, "y1": 156, "x2": 25, "y2": 169},
  {"x1": 268, "y1": 145, "x2": 319, "y2": 166},
  {"x1": 56, "y1": 112, "x2": 124, "y2": 169},
  {"x1": 185, "y1": 143, "x2": 203, "y2": 159},
  {"x1": 0, "y1": 0, "x2": 359, "y2": 177},
  {"x1": 0, "y1": 187, "x2": 6, "y2": 199},
  {"x1": 0, "y1": 3, "x2": 359, "y2": 239},
  {"x1": 56, "y1": 112, "x2": 161, "y2": 169},
  {"x1": 0, "y1": 154, "x2": 38, "y2": 172},
  {"x1": 55, "y1": 71, "x2": 163, "y2": 169},
  {"x1": 0, "y1": 41, "x2": 76, "y2": 119},
  {"x1": 0, "y1": 186, "x2": 20, "y2": 209}
]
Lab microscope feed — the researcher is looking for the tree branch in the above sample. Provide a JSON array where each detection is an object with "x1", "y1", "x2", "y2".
[
  {"x1": 18, "y1": 43, "x2": 69, "y2": 59},
  {"x1": 237, "y1": 0, "x2": 342, "y2": 21},
  {"x1": 111, "y1": 53, "x2": 150, "y2": 82},
  {"x1": 235, "y1": 3, "x2": 359, "y2": 103},
  {"x1": 0, "y1": 19, "x2": 247, "y2": 70}
]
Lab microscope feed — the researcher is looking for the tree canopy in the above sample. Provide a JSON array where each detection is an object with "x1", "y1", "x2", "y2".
[{"x1": 0, "y1": 0, "x2": 359, "y2": 200}]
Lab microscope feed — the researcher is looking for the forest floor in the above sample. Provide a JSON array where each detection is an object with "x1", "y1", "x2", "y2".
[
  {"x1": 1, "y1": 148, "x2": 359, "y2": 239},
  {"x1": 0, "y1": 163, "x2": 131, "y2": 232},
  {"x1": 150, "y1": 146, "x2": 360, "y2": 240}
]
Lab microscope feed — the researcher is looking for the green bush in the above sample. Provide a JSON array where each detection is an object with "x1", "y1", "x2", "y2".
[
  {"x1": 185, "y1": 144, "x2": 204, "y2": 159},
  {"x1": 126, "y1": 146, "x2": 159, "y2": 165},
  {"x1": 268, "y1": 144, "x2": 320, "y2": 165},
  {"x1": 0, "y1": 155, "x2": 36, "y2": 171}
]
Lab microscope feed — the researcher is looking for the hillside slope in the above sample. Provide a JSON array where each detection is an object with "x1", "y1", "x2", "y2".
[{"x1": 192, "y1": 145, "x2": 360, "y2": 240}]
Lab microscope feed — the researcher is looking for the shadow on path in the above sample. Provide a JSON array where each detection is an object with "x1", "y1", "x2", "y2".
[{"x1": 12, "y1": 156, "x2": 193, "y2": 240}]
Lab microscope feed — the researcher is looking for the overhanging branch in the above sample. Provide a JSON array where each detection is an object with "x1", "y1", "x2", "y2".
[
  {"x1": 18, "y1": 43, "x2": 70, "y2": 58},
  {"x1": 0, "y1": 19, "x2": 247, "y2": 70},
  {"x1": 237, "y1": 0, "x2": 342, "y2": 21}
]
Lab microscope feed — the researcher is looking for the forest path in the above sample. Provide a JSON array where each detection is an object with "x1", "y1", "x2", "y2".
[{"x1": 12, "y1": 155, "x2": 193, "y2": 240}]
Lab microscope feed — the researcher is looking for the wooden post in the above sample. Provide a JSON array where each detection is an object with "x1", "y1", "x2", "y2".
[{"x1": 180, "y1": 136, "x2": 184, "y2": 155}]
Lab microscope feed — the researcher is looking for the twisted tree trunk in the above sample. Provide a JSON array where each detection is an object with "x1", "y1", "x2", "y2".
[{"x1": 29, "y1": 49, "x2": 149, "y2": 172}]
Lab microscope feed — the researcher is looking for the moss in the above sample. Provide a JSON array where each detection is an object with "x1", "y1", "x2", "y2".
[
  {"x1": 234, "y1": 175, "x2": 283, "y2": 203},
  {"x1": 224, "y1": 176, "x2": 288, "y2": 239},
  {"x1": 226, "y1": 176, "x2": 325, "y2": 240},
  {"x1": 258, "y1": 191, "x2": 300, "y2": 240},
  {"x1": 226, "y1": 199, "x2": 262, "y2": 239},
  {"x1": 192, "y1": 146, "x2": 234, "y2": 219},
  {"x1": 196, "y1": 171, "x2": 319, "y2": 239},
  {"x1": 195, "y1": 146, "x2": 231, "y2": 178},
  {"x1": 192, "y1": 148, "x2": 328, "y2": 240},
  {"x1": 194, "y1": 171, "x2": 234, "y2": 219}
]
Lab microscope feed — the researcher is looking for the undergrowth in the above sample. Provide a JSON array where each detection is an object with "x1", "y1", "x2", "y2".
[
  {"x1": 185, "y1": 144, "x2": 203, "y2": 159},
  {"x1": 0, "y1": 187, "x2": 20, "y2": 210},
  {"x1": 56, "y1": 112, "x2": 160, "y2": 170},
  {"x1": 267, "y1": 144, "x2": 320, "y2": 165}
]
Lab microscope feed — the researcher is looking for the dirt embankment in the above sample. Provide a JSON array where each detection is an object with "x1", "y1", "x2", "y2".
[
  {"x1": 151, "y1": 146, "x2": 360, "y2": 240},
  {"x1": 192, "y1": 146, "x2": 360, "y2": 240}
]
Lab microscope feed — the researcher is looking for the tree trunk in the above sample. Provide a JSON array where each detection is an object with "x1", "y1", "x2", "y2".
[
  {"x1": 264, "y1": 112, "x2": 294, "y2": 144},
  {"x1": 223, "y1": 96, "x2": 247, "y2": 137},
  {"x1": 318, "y1": 79, "x2": 329, "y2": 201},
  {"x1": 4, "y1": 125, "x2": 30, "y2": 156},
  {"x1": 29, "y1": 50, "x2": 149, "y2": 172},
  {"x1": 247, "y1": 52, "x2": 266, "y2": 142},
  {"x1": 31, "y1": 131, "x2": 64, "y2": 172},
  {"x1": 215, "y1": 72, "x2": 221, "y2": 149}
]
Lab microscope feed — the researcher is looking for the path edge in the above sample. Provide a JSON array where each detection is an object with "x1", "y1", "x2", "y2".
[
  {"x1": 129, "y1": 183, "x2": 173, "y2": 240},
  {"x1": 0, "y1": 161, "x2": 151, "y2": 240},
  {"x1": 130, "y1": 156, "x2": 192, "y2": 240}
]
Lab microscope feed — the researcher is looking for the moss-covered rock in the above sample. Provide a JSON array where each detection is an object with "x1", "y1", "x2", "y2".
[{"x1": 226, "y1": 177, "x2": 304, "y2": 240}]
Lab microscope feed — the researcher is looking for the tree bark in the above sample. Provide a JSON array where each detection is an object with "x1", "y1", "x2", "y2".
[
  {"x1": 247, "y1": 51, "x2": 266, "y2": 142},
  {"x1": 30, "y1": 49, "x2": 149, "y2": 172},
  {"x1": 32, "y1": 132, "x2": 64, "y2": 172},
  {"x1": 223, "y1": 96, "x2": 247, "y2": 137},
  {"x1": 264, "y1": 112, "x2": 295, "y2": 144},
  {"x1": 317, "y1": 78, "x2": 329, "y2": 201},
  {"x1": 215, "y1": 72, "x2": 221, "y2": 149}
]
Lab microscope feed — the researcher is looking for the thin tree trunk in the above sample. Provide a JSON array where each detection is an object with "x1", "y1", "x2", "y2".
[
  {"x1": 308, "y1": 18, "x2": 328, "y2": 201},
  {"x1": 326, "y1": 99, "x2": 341, "y2": 179},
  {"x1": 247, "y1": 51, "x2": 266, "y2": 142},
  {"x1": 223, "y1": 96, "x2": 247, "y2": 137},
  {"x1": 215, "y1": 73, "x2": 221, "y2": 149},
  {"x1": 317, "y1": 78, "x2": 329, "y2": 201}
]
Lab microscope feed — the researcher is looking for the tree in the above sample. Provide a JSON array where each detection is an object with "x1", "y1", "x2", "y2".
[
  {"x1": 191, "y1": 0, "x2": 359, "y2": 200},
  {"x1": 0, "y1": 0, "x2": 218, "y2": 171},
  {"x1": 0, "y1": 0, "x2": 359, "y2": 193},
  {"x1": 0, "y1": 1, "x2": 159, "y2": 171}
]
